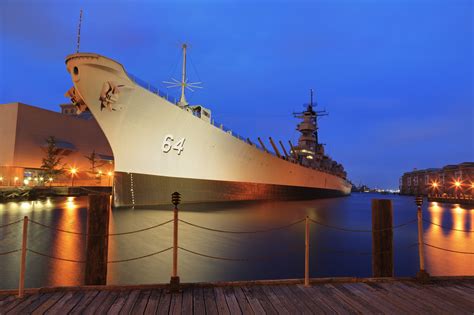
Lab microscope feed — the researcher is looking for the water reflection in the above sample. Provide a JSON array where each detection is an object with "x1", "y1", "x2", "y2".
[
  {"x1": 0, "y1": 194, "x2": 473, "y2": 290},
  {"x1": 425, "y1": 203, "x2": 474, "y2": 276}
]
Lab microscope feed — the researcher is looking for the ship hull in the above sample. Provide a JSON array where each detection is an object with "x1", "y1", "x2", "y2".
[
  {"x1": 65, "y1": 53, "x2": 352, "y2": 207},
  {"x1": 114, "y1": 171, "x2": 347, "y2": 207}
]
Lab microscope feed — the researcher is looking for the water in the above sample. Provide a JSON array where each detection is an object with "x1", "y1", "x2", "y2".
[{"x1": 0, "y1": 193, "x2": 472, "y2": 290}]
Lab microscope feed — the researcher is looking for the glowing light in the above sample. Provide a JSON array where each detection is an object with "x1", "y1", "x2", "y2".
[
  {"x1": 107, "y1": 172, "x2": 113, "y2": 176},
  {"x1": 49, "y1": 177, "x2": 53, "y2": 182},
  {"x1": 306, "y1": 155, "x2": 313, "y2": 160},
  {"x1": 0, "y1": 176, "x2": 3, "y2": 181},
  {"x1": 23, "y1": 179, "x2": 29, "y2": 185},
  {"x1": 455, "y1": 181, "x2": 461, "y2": 187},
  {"x1": 432, "y1": 182, "x2": 438, "y2": 188},
  {"x1": 39, "y1": 177, "x2": 44, "y2": 181},
  {"x1": 70, "y1": 168, "x2": 77, "y2": 175}
]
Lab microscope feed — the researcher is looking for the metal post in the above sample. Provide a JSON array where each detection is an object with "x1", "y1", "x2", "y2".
[
  {"x1": 304, "y1": 216, "x2": 310, "y2": 287},
  {"x1": 172, "y1": 204, "x2": 178, "y2": 278},
  {"x1": 415, "y1": 196, "x2": 429, "y2": 281},
  {"x1": 18, "y1": 216, "x2": 28, "y2": 298},
  {"x1": 170, "y1": 192, "x2": 181, "y2": 292}
]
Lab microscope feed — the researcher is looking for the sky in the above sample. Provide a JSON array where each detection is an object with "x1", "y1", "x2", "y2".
[{"x1": 0, "y1": 0, "x2": 472, "y2": 189}]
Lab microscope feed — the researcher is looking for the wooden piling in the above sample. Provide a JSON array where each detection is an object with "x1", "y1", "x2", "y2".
[
  {"x1": 304, "y1": 216, "x2": 310, "y2": 287},
  {"x1": 18, "y1": 216, "x2": 28, "y2": 298},
  {"x1": 85, "y1": 193, "x2": 110, "y2": 285},
  {"x1": 371, "y1": 199, "x2": 393, "y2": 277}
]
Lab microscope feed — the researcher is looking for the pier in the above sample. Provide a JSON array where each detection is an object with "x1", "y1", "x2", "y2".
[{"x1": 1, "y1": 277, "x2": 474, "y2": 313}]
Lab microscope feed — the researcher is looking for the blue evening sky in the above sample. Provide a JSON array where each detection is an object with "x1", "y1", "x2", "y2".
[{"x1": 0, "y1": 0, "x2": 472, "y2": 189}]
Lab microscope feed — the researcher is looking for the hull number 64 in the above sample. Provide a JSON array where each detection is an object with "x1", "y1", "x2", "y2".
[{"x1": 162, "y1": 134, "x2": 186, "y2": 155}]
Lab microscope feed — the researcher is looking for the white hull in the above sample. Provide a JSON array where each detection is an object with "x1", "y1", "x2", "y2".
[{"x1": 65, "y1": 53, "x2": 351, "y2": 206}]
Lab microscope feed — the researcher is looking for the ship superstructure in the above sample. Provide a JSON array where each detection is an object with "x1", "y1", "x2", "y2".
[
  {"x1": 292, "y1": 90, "x2": 346, "y2": 179},
  {"x1": 65, "y1": 44, "x2": 351, "y2": 207}
]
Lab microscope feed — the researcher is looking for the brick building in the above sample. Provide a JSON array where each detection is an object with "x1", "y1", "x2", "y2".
[{"x1": 400, "y1": 162, "x2": 474, "y2": 197}]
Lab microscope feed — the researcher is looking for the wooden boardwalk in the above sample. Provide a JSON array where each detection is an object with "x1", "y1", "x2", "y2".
[{"x1": 0, "y1": 278, "x2": 473, "y2": 314}]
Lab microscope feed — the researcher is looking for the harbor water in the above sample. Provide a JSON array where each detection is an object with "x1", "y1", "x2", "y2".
[{"x1": 0, "y1": 193, "x2": 472, "y2": 290}]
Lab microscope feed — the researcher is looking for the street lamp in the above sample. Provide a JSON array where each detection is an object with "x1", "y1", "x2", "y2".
[{"x1": 70, "y1": 168, "x2": 77, "y2": 187}]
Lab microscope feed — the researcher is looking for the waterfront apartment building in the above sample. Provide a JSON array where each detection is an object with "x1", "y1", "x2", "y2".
[
  {"x1": 400, "y1": 162, "x2": 474, "y2": 197},
  {"x1": 0, "y1": 102, "x2": 113, "y2": 187}
]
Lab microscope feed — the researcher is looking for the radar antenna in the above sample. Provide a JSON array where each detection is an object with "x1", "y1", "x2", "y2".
[
  {"x1": 76, "y1": 9, "x2": 83, "y2": 53},
  {"x1": 163, "y1": 43, "x2": 202, "y2": 107}
]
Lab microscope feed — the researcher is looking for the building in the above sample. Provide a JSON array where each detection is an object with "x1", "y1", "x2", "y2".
[
  {"x1": 0, "y1": 102, "x2": 113, "y2": 187},
  {"x1": 400, "y1": 162, "x2": 474, "y2": 197}
]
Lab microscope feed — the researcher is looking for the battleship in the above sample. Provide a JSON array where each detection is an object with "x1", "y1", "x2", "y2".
[{"x1": 65, "y1": 44, "x2": 351, "y2": 207}]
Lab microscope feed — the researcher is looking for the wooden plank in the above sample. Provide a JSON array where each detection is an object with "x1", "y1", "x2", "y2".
[
  {"x1": 107, "y1": 290, "x2": 131, "y2": 315},
  {"x1": 181, "y1": 288, "x2": 193, "y2": 315},
  {"x1": 95, "y1": 291, "x2": 120, "y2": 314},
  {"x1": 82, "y1": 290, "x2": 111, "y2": 314},
  {"x1": 44, "y1": 291, "x2": 82, "y2": 314},
  {"x1": 0, "y1": 295, "x2": 16, "y2": 308},
  {"x1": 118, "y1": 289, "x2": 141, "y2": 315},
  {"x1": 429, "y1": 285, "x2": 474, "y2": 311},
  {"x1": 395, "y1": 282, "x2": 457, "y2": 313},
  {"x1": 4, "y1": 294, "x2": 39, "y2": 314},
  {"x1": 144, "y1": 289, "x2": 162, "y2": 315},
  {"x1": 389, "y1": 282, "x2": 442, "y2": 313},
  {"x1": 261, "y1": 285, "x2": 289, "y2": 314},
  {"x1": 203, "y1": 286, "x2": 218, "y2": 315},
  {"x1": 131, "y1": 290, "x2": 151, "y2": 314},
  {"x1": 286, "y1": 285, "x2": 324, "y2": 313},
  {"x1": 279, "y1": 285, "x2": 313, "y2": 314},
  {"x1": 214, "y1": 287, "x2": 230, "y2": 315},
  {"x1": 252, "y1": 286, "x2": 278, "y2": 315},
  {"x1": 232, "y1": 287, "x2": 254, "y2": 315},
  {"x1": 241, "y1": 286, "x2": 265, "y2": 314},
  {"x1": 156, "y1": 290, "x2": 172, "y2": 314},
  {"x1": 69, "y1": 290, "x2": 100, "y2": 314},
  {"x1": 305, "y1": 285, "x2": 354, "y2": 314},
  {"x1": 268, "y1": 285, "x2": 298, "y2": 314},
  {"x1": 193, "y1": 287, "x2": 206, "y2": 315},
  {"x1": 223, "y1": 287, "x2": 242, "y2": 315},
  {"x1": 294, "y1": 284, "x2": 337, "y2": 314},
  {"x1": 375, "y1": 282, "x2": 431, "y2": 313},
  {"x1": 324, "y1": 284, "x2": 371, "y2": 314},
  {"x1": 342, "y1": 283, "x2": 396, "y2": 314},
  {"x1": 18, "y1": 293, "x2": 57, "y2": 314},
  {"x1": 169, "y1": 292, "x2": 183, "y2": 315},
  {"x1": 31, "y1": 292, "x2": 65, "y2": 315}
]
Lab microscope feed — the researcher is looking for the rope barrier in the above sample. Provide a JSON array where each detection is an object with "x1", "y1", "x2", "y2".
[
  {"x1": 0, "y1": 219, "x2": 23, "y2": 229},
  {"x1": 0, "y1": 249, "x2": 21, "y2": 256},
  {"x1": 422, "y1": 219, "x2": 474, "y2": 232},
  {"x1": 27, "y1": 248, "x2": 86, "y2": 263},
  {"x1": 178, "y1": 218, "x2": 305, "y2": 234},
  {"x1": 308, "y1": 218, "x2": 417, "y2": 233},
  {"x1": 179, "y1": 246, "x2": 332, "y2": 262},
  {"x1": 28, "y1": 218, "x2": 173, "y2": 236},
  {"x1": 423, "y1": 243, "x2": 474, "y2": 255},
  {"x1": 107, "y1": 247, "x2": 173, "y2": 263}
]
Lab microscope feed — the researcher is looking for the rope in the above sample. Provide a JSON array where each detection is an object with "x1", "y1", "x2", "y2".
[
  {"x1": 309, "y1": 218, "x2": 417, "y2": 233},
  {"x1": 27, "y1": 248, "x2": 86, "y2": 263},
  {"x1": 28, "y1": 219, "x2": 173, "y2": 236},
  {"x1": 179, "y1": 246, "x2": 307, "y2": 262},
  {"x1": 0, "y1": 249, "x2": 21, "y2": 256},
  {"x1": 178, "y1": 218, "x2": 305, "y2": 234},
  {"x1": 423, "y1": 243, "x2": 474, "y2": 255},
  {"x1": 0, "y1": 219, "x2": 23, "y2": 229},
  {"x1": 107, "y1": 247, "x2": 173, "y2": 263},
  {"x1": 423, "y1": 219, "x2": 474, "y2": 232}
]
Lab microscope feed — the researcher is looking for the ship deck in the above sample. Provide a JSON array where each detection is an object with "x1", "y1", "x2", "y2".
[{"x1": 1, "y1": 277, "x2": 473, "y2": 314}]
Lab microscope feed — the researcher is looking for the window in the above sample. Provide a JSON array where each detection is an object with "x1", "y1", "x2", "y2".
[{"x1": 425, "y1": 175, "x2": 429, "y2": 183}]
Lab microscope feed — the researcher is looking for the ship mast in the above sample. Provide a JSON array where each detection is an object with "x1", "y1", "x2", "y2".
[
  {"x1": 178, "y1": 43, "x2": 188, "y2": 106},
  {"x1": 164, "y1": 43, "x2": 202, "y2": 107}
]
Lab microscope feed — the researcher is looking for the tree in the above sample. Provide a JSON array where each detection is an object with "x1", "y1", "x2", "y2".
[
  {"x1": 41, "y1": 136, "x2": 65, "y2": 183},
  {"x1": 84, "y1": 149, "x2": 105, "y2": 177}
]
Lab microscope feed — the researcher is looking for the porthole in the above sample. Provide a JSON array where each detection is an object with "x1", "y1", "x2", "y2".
[{"x1": 73, "y1": 66, "x2": 79, "y2": 75}]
